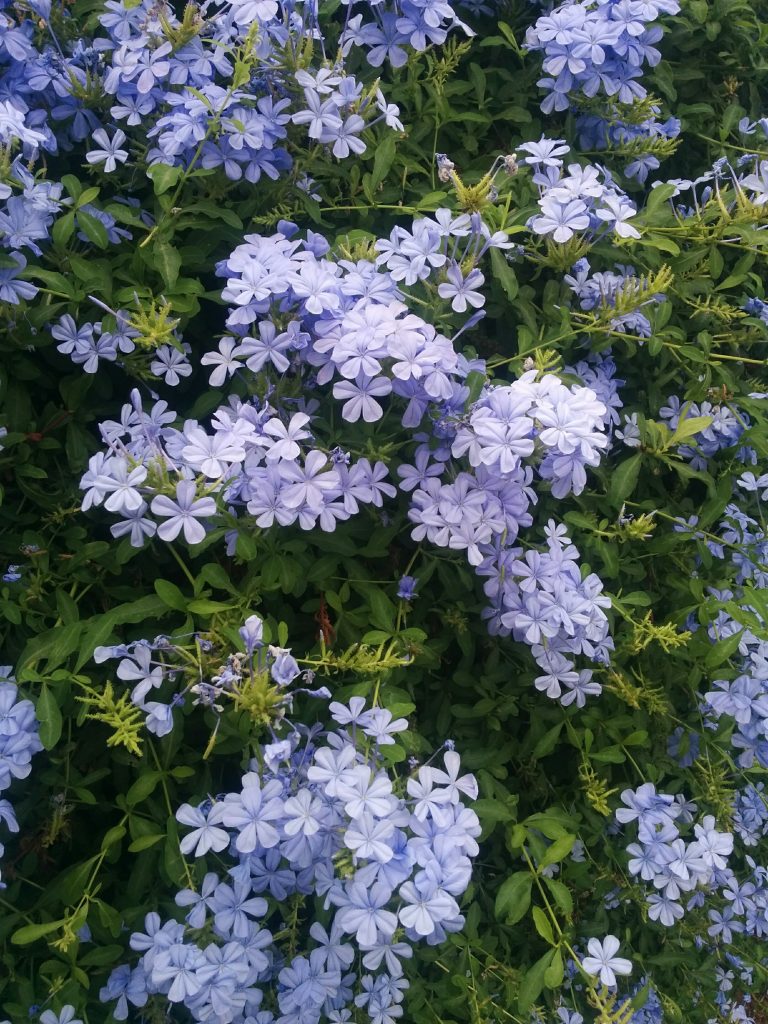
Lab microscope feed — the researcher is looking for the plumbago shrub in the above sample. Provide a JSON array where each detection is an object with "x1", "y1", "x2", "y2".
[{"x1": 2, "y1": 0, "x2": 768, "y2": 1021}]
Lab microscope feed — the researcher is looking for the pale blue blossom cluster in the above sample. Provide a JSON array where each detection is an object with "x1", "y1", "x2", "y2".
[
  {"x1": 524, "y1": 0, "x2": 680, "y2": 115},
  {"x1": 339, "y1": 0, "x2": 474, "y2": 64},
  {"x1": 0, "y1": 666, "x2": 43, "y2": 889},
  {"x1": 576, "y1": 108, "x2": 681, "y2": 184},
  {"x1": 563, "y1": 351, "x2": 625, "y2": 435},
  {"x1": 564, "y1": 258, "x2": 667, "y2": 337},
  {"x1": 524, "y1": 0, "x2": 681, "y2": 180},
  {"x1": 0, "y1": 159, "x2": 64, "y2": 292},
  {"x1": 671, "y1": 478, "x2": 768, "y2": 774},
  {"x1": 639, "y1": 471, "x2": 768, "y2": 1011},
  {"x1": 702, "y1": 608, "x2": 768, "y2": 773},
  {"x1": 92, "y1": 612, "x2": 330, "y2": 738},
  {"x1": 732, "y1": 784, "x2": 768, "y2": 849},
  {"x1": 659, "y1": 397, "x2": 751, "y2": 471},
  {"x1": 0, "y1": 0, "x2": 457, "y2": 185},
  {"x1": 99, "y1": 658, "x2": 479, "y2": 1024},
  {"x1": 616, "y1": 778, "x2": 768, "y2": 1023},
  {"x1": 0, "y1": 0, "x2": 468, "y2": 277},
  {"x1": 49, "y1": 310, "x2": 141, "y2": 376},
  {"x1": 522, "y1": 138, "x2": 640, "y2": 243},
  {"x1": 398, "y1": 369, "x2": 614, "y2": 700},
  {"x1": 654, "y1": 152, "x2": 768, "y2": 217},
  {"x1": 94, "y1": 610, "x2": 331, "y2": 741},
  {"x1": 616, "y1": 783, "x2": 734, "y2": 929},
  {"x1": 79, "y1": 213, "x2": 614, "y2": 701}
]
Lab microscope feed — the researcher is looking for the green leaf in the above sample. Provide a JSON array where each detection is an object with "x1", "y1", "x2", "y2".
[
  {"x1": 154, "y1": 241, "x2": 182, "y2": 290},
  {"x1": 155, "y1": 579, "x2": 187, "y2": 611},
  {"x1": 494, "y1": 871, "x2": 532, "y2": 924},
  {"x1": 76, "y1": 209, "x2": 109, "y2": 249},
  {"x1": 128, "y1": 833, "x2": 165, "y2": 852},
  {"x1": 544, "y1": 948, "x2": 564, "y2": 988},
  {"x1": 36, "y1": 684, "x2": 63, "y2": 750},
  {"x1": 543, "y1": 876, "x2": 574, "y2": 917},
  {"x1": 464, "y1": 370, "x2": 486, "y2": 407},
  {"x1": 532, "y1": 722, "x2": 563, "y2": 759},
  {"x1": 51, "y1": 210, "x2": 76, "y2": 248},
  {"x1": 518, "y1": 949, "x2": 555, "y2": 1013},
  {"x1": 62, "y1": 174, "x2": 82, "y2": 200},
  {"x1": 370, "y1": 133, "x2": 397, "y2": 192},
  {"x1": 474, "y1": 798, "x2": 515, "y2": 823},
  {"x1": 532, "y1": 906, "x2": 555, "y2": 944},
  {"x1": 79, "y1": 944, "x2": 126, "y2": 966},
  {"x1": 11, "y1": 920, "x2": 65, "y2": 946},
  {"x1": 608, "y1": 453, "x2": 642, "y2": 507},
  {"x1": 671, "y1": 415, "x2": 714, "y2": 443},
  {"x1": 75, "y1": 186, "x2": 101, "y2": 208},
  {"x1": 18, "y1": 622, "x2": 83, "y2": 676},
  {"x1": 642, "y1": 233, "x2": 680, "y2": 255},
  {"x1": 366, "y1": 589, "x2": 395, "y2": 631},
  {"x1": 184, "y1": 201, "x2": 243, "y2": 229},
  {"x1": 491, "y1": 246, "x2": 519, "y2": 301},
  {"x1": 539, "y1": 833, "x2": 575, "y2": 869},
  {"x1": 148, "y1": 163, "x2": 183, "y2": 195},
  {"x1": 623, "y1": 730, "x2": 649, "y2": 746},
  {"x1": 126, "y1": 771, "x2": 162, "y2": 807},
  {"x1": 187, "y1": 599, "x2": 235, "y2": 614},
  {"x1": 25, "y1": 267, "x2": 76, "y2": 297},
  {"x1": 198, "y1": 563, "x2": 237, "y2": 593},
  {"x1": 164, "y1": 815, "x2": 187, "y2": 884},
  {"x1": 704, "y1": 628, "x2": 744, "y2": 667},
  {"x1": 100, "y1": 824, "x2": 127, "y2": 852},
  {"x1": 645, "y1": 183, "x2": 678, "y2": 215},
  {"x1": 524, "y1": 808, "x2": 576, "y2": 838},
  {"x1": 591, "y1": 745, "x2": 625, "y2": 764}
]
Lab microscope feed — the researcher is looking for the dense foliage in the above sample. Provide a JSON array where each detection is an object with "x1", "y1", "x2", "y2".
[{"x1": 1, "y1": 0, "x2": 768, "y2": 1022}]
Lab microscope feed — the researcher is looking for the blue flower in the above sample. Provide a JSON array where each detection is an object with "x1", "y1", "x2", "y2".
[
  {"x1": 396, "y1": 575, "x2": 419, "y2": 600},
  {"x1": 39, "y1": 1009, "x2": 83, "y2": 1024},
  {"x1": 85, "y1": 127, "x2": 128, "y2": 172},
  {"x1": 0, "y1": 252, "x2": 38, "y2": 305}
]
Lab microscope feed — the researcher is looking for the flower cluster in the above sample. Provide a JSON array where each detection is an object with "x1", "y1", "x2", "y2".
[
  {"x1": 0, "y1": 0, "x2": 472, "y2": 283},
  {"x1": 339, "y1": 0, "x2": 474, "y2": 66},
  {"x1": 653, "y1": 150, "x2": 768, "y2": 219},
  {"x1": 524, "y1": 0, "x2": 681, "y2": 179},
  {"x1": 49, "y1": 310, "x2": 141, "y2": 376},
  {"x1": 521, "y1": 138, "x2": 640, "y2": 244},
  {"x1": 669, "y1": 472, "x2": 768, "y2": 779},
  {"x1": 0, "y1": 0, "x2": 443, "y2": 179},
  {"x1": 0, "y1": 158, "x2": 65, "y2": 268},
  {"x1": 524, "y1": 0, "x2": 680, "y2": 114},
  {"x1": 564, "y1": 350, "x2": 625, "y2": 434},
  {"x1": 732, "y1": 783, "x2": 768, "y2": 848},
  {"x1": 0, "y1": 667, "x2": 43, "y2": 889},
  {"x1": 92, "y1": 612, "x2": 330, "y2": 739},
  {"x1": 79, "y1": 210, "x2": 614, "y2": 697},
  {"x1": 564, "y1": 258, "x2": 666, "y2": 337},
  {"x1": 616, "y1": 776, "x2": 768, "y2": 1023},
  {"x1": 702, "y1": 593, "x2": 768, "y2": 773},
  {"x1": 477, "y1": 518, "x2": 613, "y2": 704},
  {"x1": 79, "y1": 384, "x2": 397, "y2": 545},
  {"x1": 658, "y1": 396, "x2": 751, "y2": 470},
  {"x1": 397, "y1": 369, "x2": 614, "y2": 697},
  {"x1": 617, "y1": 783, "x2": 734, "y2": 928},
  {"x1": 576, "y1": 107, "x2": 681, "y2": 183},
  {"x1": 101, "y1": 694, "x2": 479, "y2": 1024}
]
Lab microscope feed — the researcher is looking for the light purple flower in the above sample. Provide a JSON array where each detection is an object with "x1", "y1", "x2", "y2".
[{"x1": 150, "y1": 480, "x2": 216, "y2": 544}]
